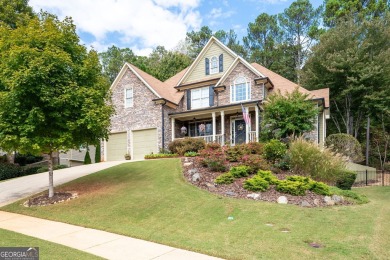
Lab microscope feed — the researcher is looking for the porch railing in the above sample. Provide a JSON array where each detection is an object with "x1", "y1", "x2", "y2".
[
  {"x1": 175, "y1": 134, "x2": 224, "y2": 144},
  {"x1": 249, "y1": 131, "x2": 257, "y2": 142}
]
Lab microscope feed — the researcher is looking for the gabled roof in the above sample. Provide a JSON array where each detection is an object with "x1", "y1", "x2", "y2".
[
  {"x1": 176, "y1": 36, "x2": 237, "y2": 86},
  {"x1": 110, "y1": 63, "x2": 188, "y2": 105},
  {"x1": 215, "y1": 57, "x2": 265, "y2": 87},
  {"x1": 311, "y1": 88, "x2": 330, "y2": 108},
  {"x1": 250, "y1": 63, "x2": 329, "y2": 107}
]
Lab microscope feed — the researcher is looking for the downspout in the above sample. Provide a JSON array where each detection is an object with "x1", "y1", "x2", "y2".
[
  {"x1": 256, "y1": 101, "x2": 263, "y2": 133},
  {"x1": 161, "y1": 100, "x2": 167, "y2": 150}
]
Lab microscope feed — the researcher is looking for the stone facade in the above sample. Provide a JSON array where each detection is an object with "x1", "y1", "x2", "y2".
[{"x1": 109, "y1": 67, "x2": 164, "y2": 153}]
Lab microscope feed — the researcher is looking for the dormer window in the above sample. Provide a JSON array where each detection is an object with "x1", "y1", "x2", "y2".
[{"x1": 210, "y1": 56, "x2": 218, "y2": 74}]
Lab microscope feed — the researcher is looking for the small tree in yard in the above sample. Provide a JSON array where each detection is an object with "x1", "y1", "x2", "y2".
[
  {"x1": 0, "y1": 13, "x2": 113, "y2": 197},
  {"x1": 326, "y1": 134, "x2": 364, "y2": 163},
  {"x1": 261, "y1": 88, "x2": 319, "y2": 140}
]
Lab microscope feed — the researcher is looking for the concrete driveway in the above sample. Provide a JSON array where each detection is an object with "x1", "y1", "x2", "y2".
[{"x1": 0, "y1": 161, "x2": 125, "y2": 207}]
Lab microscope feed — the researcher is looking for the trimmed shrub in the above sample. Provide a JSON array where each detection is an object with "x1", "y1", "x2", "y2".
[
  {"x1": 336, "y1": 170, "x2": 357, "y2": 190},
  {"x1": 230, "y1": 166, "x2": 251, "y2": 178},
  {"x1": 144, "y1": 153, "x2": 179, "y2": 159},
  {"x1": 84, "y1": 150, "x2": 92, "y2": 164},
  {"x1": 242, "y1": 142, "x2": 264, "y2": 155},
  {"x1": 310, "y1": 181, "x2": 331, "y2": 196},
  {"x1": 184, "y1": 151, "x2": 198, "y2": 157},
  {"x1": 205, "y1": 142, "x2": 221, "y2": 150},
  {"x1": 215, "y1": 173, "x2": 235, "y2": 184},
  {"x1": 243, "y1": 175, "x2": 270, "y2": 191},
  {"x1": 286, "y1": 175, "x2": 314, "y2": 189},
  {"x1": 276, "y1": 180, "x2": 308, "y2": 196},
  {"x1": 257, "y1": 170, "x2": 279, "y2": 185},
  {"x1": 225, "y1": 146, "x2": 244, "y2": 162},
  {"x1": 325, "y1": 133, "x2": 364, "y2": 162},
  {"x1": 36, "y1": 164, "x2": 68, "y2": 173},
  {"x1": 288, "y1": 137, "x2": 346, "y2": 182},
  {"x1": 263, "y1": 139, "x2": 287, "y2": 163},
  {"x1": 273, "y1": 154, "x2": 291, "y2": 170},
  {"x1": 168, "y1": 138, "x2": 206, "y2": 155},
  {"x1": 0, "y1": 163, "x2": 24, "y2": 181},
  {"x1": 240, "y1": 154, "x2": 269, "y2": 173},
  {"x1": 199, "y1": 148, "x2": 227, "y2": 172}
]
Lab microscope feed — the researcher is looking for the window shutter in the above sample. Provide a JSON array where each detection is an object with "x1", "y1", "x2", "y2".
[
  {"x1": 186, "y1": 90, "x2": 191, "y2": 110},
  {"x1": 219, "y1": 54, "x2": 223, "y2": 72},
  {"x1": 209, "y1": 86, "x2": 214, "y2": 107},
  {"x1": 205, "y1": 58, "x2": 210, "y2": 75}
]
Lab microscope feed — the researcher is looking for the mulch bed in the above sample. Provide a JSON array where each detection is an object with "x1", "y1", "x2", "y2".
[
  {"x1": 182, "y1": 157, "x2": 352, "y2": 207},
  {"x1": 24, "y1": 192, "x2": 78, "y2": 207}
]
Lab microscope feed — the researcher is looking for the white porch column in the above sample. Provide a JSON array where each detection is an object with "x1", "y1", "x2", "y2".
[
  {"x1": 245, "y1": 107, "x2": 249, "y2": 143},
  {"x1": 212, "y1": 112, "x2": 216, "y2": 142},
  {"x1": 255, "y1": 105, "x2": 259, "y2": 142},
  {"x1": 171, "y1": 118, "x2": 175, "y2": 141},
  {"x1": 221, "y1": 111, "x2": 225, "y2": 144}
]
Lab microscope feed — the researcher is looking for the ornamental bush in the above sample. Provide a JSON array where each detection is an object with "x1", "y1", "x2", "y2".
[
  {"x1": 335, "y1": 170, "x2": 357, "y2": 190},
  {"x1": 263, "y1": 139, "x2": 287, "y2": 163},
  {"x1": 199, "y1": 148, "x2": 227, "y2": 172},
  {"x1": 288, "y1": 137, "x2": 346, "y2": 182},
  {"x1": 276, "y1": 180, "x2": 308, "y2": 196},
  {"x1": 257, "y1": 170, "x2": 279, "y2": 185},
  {"x1": 240, "y1": 154, "x2": 269, "y2": 173},
  {"x1": 215, "y1": 172, "x2": 235, "y2": 184},
  {"x1": 325, "y1": 134, "x2": 364, "y2": 162},
  {"x1": 0, "y1": 163, "x2": 24, "y2": 181},
  {"x1": 230, "y1": 166, "x2": 251, "y2": 178},
  {"x1": 225, "y1": 145, "x2": 244, "y2": 162},
  {"x1": 243, "y1": 175, "x2": 270, "y2": 192},
  {"x1": 168, "y1": 138, "x2": 206, "y2": 155},
  {"x1": 310, "y1": 181, "x2": 331, "y2": 196},
  {"x1": 144, "y1": 153, "x2": 179, "y2": 159}
]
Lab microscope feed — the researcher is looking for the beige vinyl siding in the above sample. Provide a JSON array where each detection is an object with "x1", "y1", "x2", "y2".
[
  {"x1": 319, "y1": 111, "x2": 325, "y2": 146},
  {"x1": 184, "y1": 44, "x2": 235, "y2": 84}
]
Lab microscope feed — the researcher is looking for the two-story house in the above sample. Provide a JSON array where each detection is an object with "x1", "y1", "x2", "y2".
[{"x1": 104, "y1": 37, "x2": 329, "y2": 161}]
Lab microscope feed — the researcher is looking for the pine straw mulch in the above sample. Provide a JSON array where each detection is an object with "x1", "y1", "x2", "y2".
[
  {"x1": 182, "y1": 157, "x2": 352, "y2": 207},
  {"x1": 24, "y1": 192, "x2": 78, "y2": 207}
]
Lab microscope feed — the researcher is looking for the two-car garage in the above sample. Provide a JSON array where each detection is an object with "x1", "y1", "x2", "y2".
[{"x1": 105, "y1": 129, "x2": 158, "y2": 161}]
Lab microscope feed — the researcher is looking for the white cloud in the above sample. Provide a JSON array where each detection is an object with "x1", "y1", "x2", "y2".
[{"x1": 29, "y1": 0, "x2": 202, "y2": 53}]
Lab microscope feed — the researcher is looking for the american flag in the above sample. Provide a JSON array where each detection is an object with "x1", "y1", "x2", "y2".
[{"x1": 241, "y1": 104, "x2": 251, "y2": 125}]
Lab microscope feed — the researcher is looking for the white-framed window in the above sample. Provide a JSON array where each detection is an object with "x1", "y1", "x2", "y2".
[
  {"x1": 125, "y1": 88, "x2": 133, "y2": 108},
  {"x1": 210, "y1": 56, "x2": 218, "y2": 74},
  {"x1": 191, "y1": 86, "x2": 209, "y2": 109},
  {"x1": 231, "y1": 76, "x2": 251, "y2": 102}
]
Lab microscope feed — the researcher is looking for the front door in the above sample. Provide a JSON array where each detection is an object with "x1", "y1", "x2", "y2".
[{"x1": 233, "y1": 119, "x2": 246, "y2": 145}]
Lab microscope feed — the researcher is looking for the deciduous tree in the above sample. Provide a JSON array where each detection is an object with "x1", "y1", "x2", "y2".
[{"x1": 0, "y1": 13, "x2": 113, "y2": 197}]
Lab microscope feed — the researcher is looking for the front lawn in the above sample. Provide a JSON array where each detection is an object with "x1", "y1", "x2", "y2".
[
  {"x1": 2, "y1": 159, "x2": 390, "y2": 259},
  {"x1": 0, "y1": 228, "x2": 102, "y2": 260}
]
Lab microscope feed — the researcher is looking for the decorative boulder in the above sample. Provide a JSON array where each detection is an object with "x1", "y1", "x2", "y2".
[
  {"x1": 324, "y1": 196, "x2": 335, "y2": 206},
  {"x1": 301, "y1": 200, "x2": 311, "y2": 207},
  {"x1": 247, "y1": 193, "x2": 261, "y2": 200},
  {"x1": 277, "y1": 196, "x2": 288, "y2": 204},
  {"x1": 192, "y1": 173, "x2": 200, "y2": 182},
  {"x1": 331, "y1": 195, "x2": 344, "y2": 204},
  {"x1": 225, "y1": 191, "x2": 237, "y2": 197}
]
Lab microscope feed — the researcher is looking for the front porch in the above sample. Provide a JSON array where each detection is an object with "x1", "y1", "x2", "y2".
[{"x1": 170, "y1": 103, "x2": 261, "y2": 145}]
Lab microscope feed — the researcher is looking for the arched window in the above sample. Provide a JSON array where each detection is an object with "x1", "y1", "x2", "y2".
[
  {"x1": 231, "y1": 76, "x2": 250, "y2": 102},
  {"x1": 210, "y1": 56, "x2": 218, "y2": 74}
]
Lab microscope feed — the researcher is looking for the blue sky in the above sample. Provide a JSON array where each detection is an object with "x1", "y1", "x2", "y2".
[{"x1": 29, "y1": 0, "x2": 323, "y2": 55}]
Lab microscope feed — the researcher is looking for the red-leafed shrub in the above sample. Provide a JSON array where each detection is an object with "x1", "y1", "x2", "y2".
[
  {"x1": 240, "y1": 154, "x2": 269, "y2": 173},
  {"x1": 199, "y1": 148, "x2": 227, "y2": 172}
]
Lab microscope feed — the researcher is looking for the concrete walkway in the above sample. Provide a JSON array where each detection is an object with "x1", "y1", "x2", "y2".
[
  {"x1": 0, "y1": 161, "x2": 125, "y2": 207},
  {"x1": 0, "y1": 211, "x2": 222, "y2": 260}
]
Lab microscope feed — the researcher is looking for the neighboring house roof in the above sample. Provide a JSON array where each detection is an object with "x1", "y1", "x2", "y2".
[{"x1": 311, "y1": 88, "x2": 330, "y2": 108}]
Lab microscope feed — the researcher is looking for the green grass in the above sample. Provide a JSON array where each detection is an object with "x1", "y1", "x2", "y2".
[
  {"x1": 0, "y1": 228, "x2": 102, "y2": 260},
  {"x1": 2, "y1": 159, "x2": 390, "y2": 260}
]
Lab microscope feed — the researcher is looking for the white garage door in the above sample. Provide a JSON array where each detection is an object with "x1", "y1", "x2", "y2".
[
  {"x1": 106, "y1": 132, "x2": 127, "y2": 161},
  {"x1": 132, "y1": 129, "x2": 158, "y2": 160}
]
